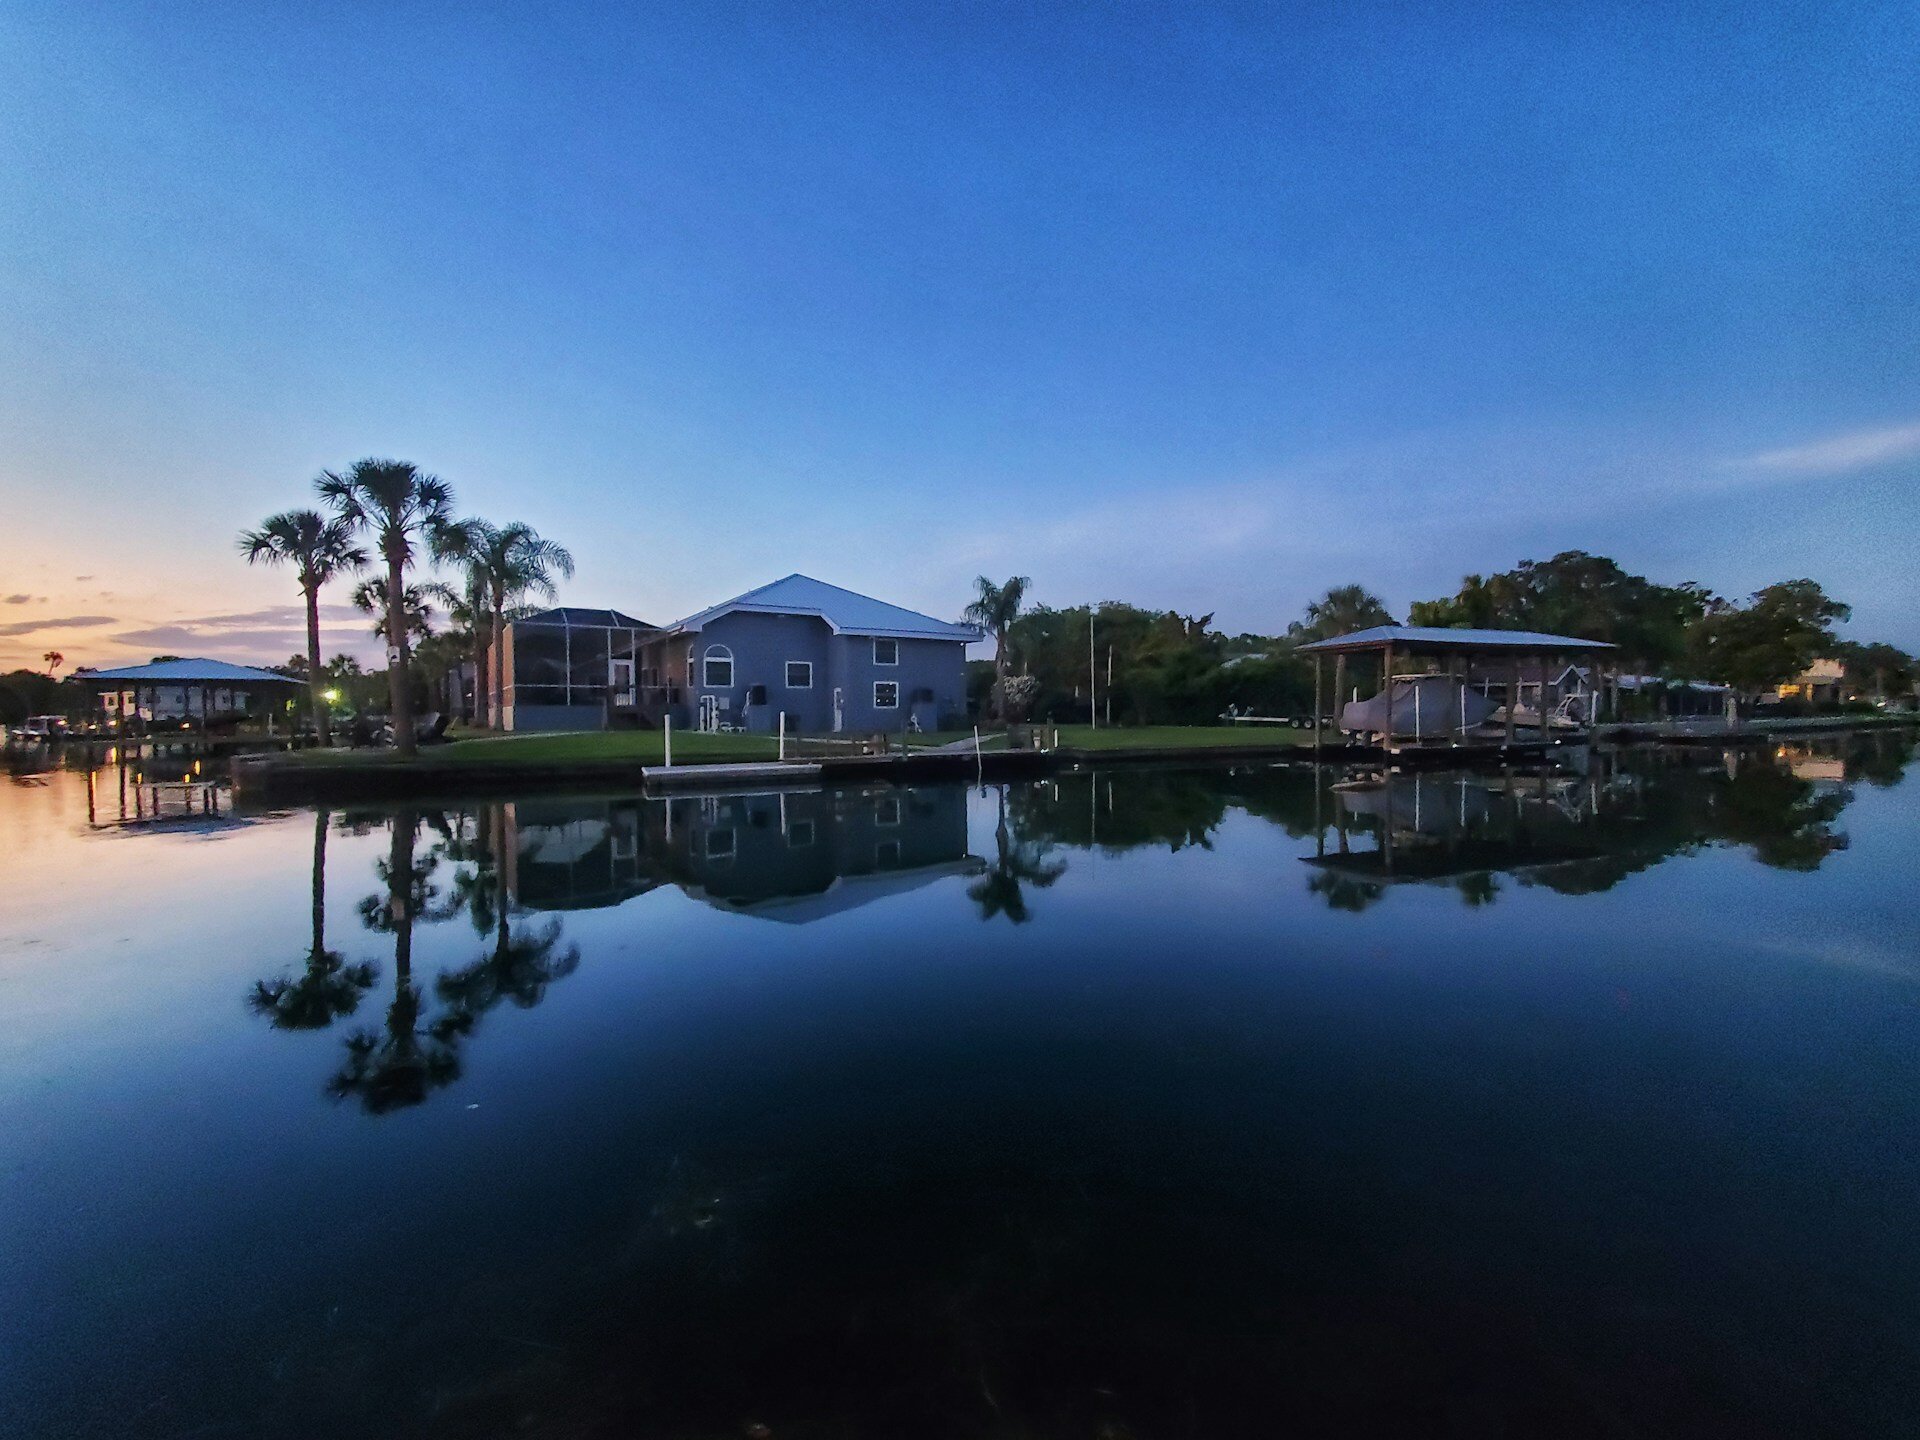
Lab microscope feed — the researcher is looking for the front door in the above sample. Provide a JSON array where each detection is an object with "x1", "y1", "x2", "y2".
[
  {"x1": 609, "y1": 658, "x2": 635, "y2": 707},
  {"x1": 698, "y1": 694, "x2": 722, "y2": 732},
  {"x1": 832, "y1": 686, "x2": 844, "y2": 733}
]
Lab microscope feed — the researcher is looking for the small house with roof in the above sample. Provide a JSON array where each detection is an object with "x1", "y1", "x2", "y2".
[{"x1": 636, "y1": 574, "x2": 980, "y2": 735}]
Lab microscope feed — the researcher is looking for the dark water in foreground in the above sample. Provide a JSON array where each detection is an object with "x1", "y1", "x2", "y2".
[{"x1": 2, "y1": 734, "x2": 1918, "y2": 1439}]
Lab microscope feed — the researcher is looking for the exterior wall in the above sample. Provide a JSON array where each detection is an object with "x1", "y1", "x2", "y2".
[
  {"x1": 640, "y1": 613, "x2": 970, "y2": 734},
  {"x1": 101, "y1": 685, "x2": 257, "y2": 721},
  {"x1": 502, "y1": 702, "x2": 610, "y2": 733}
]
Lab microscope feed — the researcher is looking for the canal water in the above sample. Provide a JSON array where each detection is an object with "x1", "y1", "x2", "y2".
[{"x1": 2, "y1": 733, "x2": 1917, "y2": 1439}]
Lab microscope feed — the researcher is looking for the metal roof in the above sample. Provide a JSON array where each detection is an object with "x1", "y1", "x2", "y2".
[
  {"x1": 73, "y1": 658, "x2": 302, "y2": 685},
  {"x1": 514, "y1": 606, "x2": 655, "y2": 630},
  {"x1": 1296, "y1": 625, "x2": 1617, "y2": 654},
  {"x1": 662, "y1": 573, "x2": 983, "y2": 643}
]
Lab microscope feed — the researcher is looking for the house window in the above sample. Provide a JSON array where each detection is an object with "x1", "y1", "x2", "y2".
[
  {"x1": 705, "y1": 827, "x2": 735, "y2": 859},
  {"x1": 876, "y1": 839, "x2": 902, "y2": 868},
  {"x1": 786, "y1": 661, "x2": 812, "y2": 689},
  {"x1": 873, "y1": 638, "x2": 898, "y2": 666},
  {"x1": 787, "y1": 818, "x2": 816, "y2": 848},
  {"x1": 702, "y1": 645, "x2": 734, "y2": 689},
  {"x1": 874, "y1": 680, "x2": 899, "y2": 709},
  {"x1": 875, "y1": 796, "x2": 901, "y2": 827}
]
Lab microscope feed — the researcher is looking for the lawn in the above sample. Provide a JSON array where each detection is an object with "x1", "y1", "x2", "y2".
[{"x1": 1050, "y1": 724, "x2": 1311, "y2": 751}]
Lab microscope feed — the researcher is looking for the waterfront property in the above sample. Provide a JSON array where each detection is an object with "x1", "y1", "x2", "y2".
[
  {"x1": 72, "y1": 656, "x2": 302, "y2": 731},
  {"x1": 491, "y1": 606, "x2": 657, "y2": 732},
  {"x1": 1775, "y1": 656, "x2": 1845, "y2": 705},
  {"x1": 1299, "y1": 625, "x2": 1619, "y2": 751},
  {"x1": 635, "y1": 573, "x2": 981, "y2": 736}
]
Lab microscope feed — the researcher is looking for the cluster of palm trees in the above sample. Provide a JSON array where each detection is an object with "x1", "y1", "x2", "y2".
[{"x1": 238, "y1": 458, "x2": 573, "y2": 754}]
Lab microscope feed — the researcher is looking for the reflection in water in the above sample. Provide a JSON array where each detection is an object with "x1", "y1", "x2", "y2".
[
  {"x1": 6, "y1": 728, "x2": 1920, "y2": 1439},
  {"x1": 250, "y1": 807, "x2": 378, "y2": 1028}
]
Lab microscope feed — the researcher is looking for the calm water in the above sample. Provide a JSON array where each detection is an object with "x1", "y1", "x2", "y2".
[{"x1": 3, "y1": 734, "x2": 1918, "y2": 1438}]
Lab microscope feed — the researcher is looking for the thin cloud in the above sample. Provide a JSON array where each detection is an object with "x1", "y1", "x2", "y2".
[
  {"x1": 4, "y1": 593, "x2": 45, "y2": 604},
  {"x1": 1738, "y1": 421, "x2": 1920, "y2": 476},
  {"x1": 0, "y1": 614, "x2": 117, "y2": 637}
]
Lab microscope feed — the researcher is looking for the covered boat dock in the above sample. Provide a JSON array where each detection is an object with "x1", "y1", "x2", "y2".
[{"x1": 1298, "y1": 625, "x2": 1619, "y2": 756}]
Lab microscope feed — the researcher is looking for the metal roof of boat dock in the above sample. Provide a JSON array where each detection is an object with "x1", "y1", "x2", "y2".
[
  {"x1": 71, "y1": 658, "x2": 302, "y2": 684},
  {"x1": 1296, "y1": 626, "x2": 1618, "y2": 654}
]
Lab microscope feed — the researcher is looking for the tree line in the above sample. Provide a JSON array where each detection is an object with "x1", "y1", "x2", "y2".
[{"x1": 960, "y1": 553, "x2": 1914, "y2": 727}]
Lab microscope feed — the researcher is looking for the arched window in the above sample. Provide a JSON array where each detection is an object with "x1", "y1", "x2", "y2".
[{"x1": 702, "y1": 644, "x2": 734, "y2": 689}]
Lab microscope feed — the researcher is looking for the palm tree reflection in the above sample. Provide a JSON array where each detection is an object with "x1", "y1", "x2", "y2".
[
  {"x1": 330, "y1": 806, "x2": 464, "y2": 1114},
  {"x1": 969, "y1": 786, "x2": 1066, "y2": 923},
  {"x1": 250, "y1": 808, "x2": 378, "y2": 1029},
  {"x1": 437, "y1": 807, "x2": 581, "y2": 1025}
]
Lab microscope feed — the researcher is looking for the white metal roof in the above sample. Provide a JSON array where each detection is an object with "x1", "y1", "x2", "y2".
[{"x1": 661, "y1": 573, "x2": 982, "y2": 643}]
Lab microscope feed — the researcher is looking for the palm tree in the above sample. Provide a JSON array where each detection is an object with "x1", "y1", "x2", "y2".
[
  {"x1": 316, "y1": 460, "x2": 460, "y2": 756},
  {"x1": 962, "y1": 575, "x2": 1029, "y2": 724},
  {"x1": 251, "y1": 808, "x2": 378, "y2": 1028},
  {"x1": 1288, "y1": 584, "x2": 1397, "y2": 643},
  {"x1": 238, "y1": 509, "x2": 367, "y2": 746},
  {"x1": 445, "y1": 520, "x2": 575, "y2": 728},
  {"x1": 41, "y1": 650, "x2": 63, "y2": 677},
  {"x1": 349, "y1": 577, "x2": 451, "y2": 646}
]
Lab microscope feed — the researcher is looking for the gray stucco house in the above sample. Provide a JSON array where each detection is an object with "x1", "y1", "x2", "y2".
[{"x1": 635, "y1": 574, "x2": 981, "y2": 735}]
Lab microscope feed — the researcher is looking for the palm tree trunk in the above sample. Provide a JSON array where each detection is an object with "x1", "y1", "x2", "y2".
[
  {"x1": 387, "y1": 546, "x2": 416, "y2": 756},
  {"x1": 490, "y1": 603, "x2": 506, "y2": 730},
  {"x1": 992, "y1": 632, "x2": 1009, "y2": 724},
  {"x1": 471, "y1": 631, "x2": 489, "y2": 727},
  {"x1": 390, "y1": 810, "x2": 415, "y2": 988},
  {"x1": 304, "y1": 582, "x2": 330, "y2": 747}
]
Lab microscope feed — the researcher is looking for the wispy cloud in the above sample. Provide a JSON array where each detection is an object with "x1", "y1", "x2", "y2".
[
  {"x1": 1737, "y1": 421, "x2": 1920, "y2": 476},
  {"x1": 4, "y1": 593, "x2": 45, "y2": 605},
  {"x1": 0, "y1": 614, "x2": 117, "y2": 637}
]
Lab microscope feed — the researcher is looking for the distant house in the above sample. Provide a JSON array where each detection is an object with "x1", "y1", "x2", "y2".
[
  {"x1": 493, "y1": 607, "x2": 656, "y2": 732},
  {"x1": 635, "y1": 574, "x2": 981, "y2": 735},
  {"x1": 1774, "y1": 657, "x2": 1844, "y2": 705}
]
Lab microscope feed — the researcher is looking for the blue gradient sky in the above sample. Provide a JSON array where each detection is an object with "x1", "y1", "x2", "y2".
[{"x1": 2, "y1": 2, "x2": 1915, "y2": 668}]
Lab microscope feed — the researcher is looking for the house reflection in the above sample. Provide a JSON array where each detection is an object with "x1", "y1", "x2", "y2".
[
  {"x1": 645, "y1": 785, "x2": 983, "y2": 921},
  {"x1": 494, "y1": 785, "x2": 983, "y2": 922}
]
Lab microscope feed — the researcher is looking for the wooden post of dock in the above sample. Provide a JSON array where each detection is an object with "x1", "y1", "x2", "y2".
[
  {"x1": 1382, "y1": 642, "x2": 1395, "y2": 755},
  {"x1": 1505, "y1": 658, "x2": 1518, "y2": 747},
  {"x1": 1540, "y1": 656, "x2": 1552, "y2": 744},
  {"x1": 1313, "y1": 654, "x2": 1324, "y2": 755},
  {"x1": 1332, "y1": 654, "x2": 1346, "y2": 742}
]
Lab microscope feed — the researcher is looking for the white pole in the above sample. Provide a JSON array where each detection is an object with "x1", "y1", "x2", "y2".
[
  {"x1": 664, "y1": 712, "x2": 672, "y2": 768},
  {"x1": 1088, "y1": 611, "x2": 1097, "y2": 730},
  {"x1": 973, "y1": 725, "x2": 983, "y2": 784},
  {"x1": 778, "y1": 710, "x2": 786, "y2": 761}
]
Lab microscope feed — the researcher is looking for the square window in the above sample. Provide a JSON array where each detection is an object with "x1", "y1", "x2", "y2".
[
  {"x1": 703, "y1": 656, "x2": 733, "y2": 688},
  {"x1": 705, "y1": 827, "x2": 735, "y2": 859},
  {"x1": 875, "y1": 839, "x2": 902, "y2": 868},
  {"x1": 874, "y1": 680, "x2": 899, "y2": 709},
  {"x1": 875, "y1": 796, "x2": 901, "y2": 827},
  {"x1": 786, "y1": 661, "x2": 812, "y2": 689},
  {"x1": 873, "y1": 638, "x2": 899, "y2": 666},
  {"x1": 787, "y1": 818, "x2": 816, "y2": 848}
]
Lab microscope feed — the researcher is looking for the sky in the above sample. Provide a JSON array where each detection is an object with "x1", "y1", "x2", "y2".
[{"x1": 1, "y1": 1, "x2": 1916, "y2": 672}]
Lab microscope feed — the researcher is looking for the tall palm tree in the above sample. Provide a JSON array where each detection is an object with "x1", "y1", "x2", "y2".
[
  {"x1": 41, "y1": 650, "x2": 63, "y2": 677},
  {"x1": 1289, "y1": 584, "x2": 1397, "y2": 643},
  {"x1": 445, "y1": 520, "x2": 575, "y2": 728},
  {"x1": 962, "y1": 575, "x2": 1029, "y2": 724},
  {"x1": 316, "y1": 460, "x2": 460, "y2": 756},
  {"x1": 238, "y1": 509, "x2": 367, "y2": 746}
]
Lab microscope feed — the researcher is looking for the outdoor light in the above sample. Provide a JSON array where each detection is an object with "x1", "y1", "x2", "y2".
[{"x1": 323, "y1": 688, "x2": 340, "y2": 703}]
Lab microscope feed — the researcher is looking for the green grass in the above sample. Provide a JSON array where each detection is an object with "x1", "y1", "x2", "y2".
[{"x1": 1049, "y1": 724, "x2": 1311, "y2": 751}]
